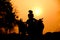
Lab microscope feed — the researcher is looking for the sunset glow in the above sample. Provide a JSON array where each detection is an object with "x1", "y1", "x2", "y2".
[{"x1": 10, "y1": 0, "x2": 60, "y2": 34}]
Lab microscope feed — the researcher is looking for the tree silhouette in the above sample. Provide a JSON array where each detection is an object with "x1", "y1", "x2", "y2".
[{"x1": 0, "y1": 0, "x2": 16, "y2": 34}]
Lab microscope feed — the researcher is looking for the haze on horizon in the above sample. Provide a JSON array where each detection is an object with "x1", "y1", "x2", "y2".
[{"x1": 10, "y1": 0, "x2": 60, "y2": 34}]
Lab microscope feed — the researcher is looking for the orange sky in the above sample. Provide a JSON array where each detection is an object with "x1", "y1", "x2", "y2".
[{"x1": 10, "y1": 0, "x2": 60, "y2": 34}]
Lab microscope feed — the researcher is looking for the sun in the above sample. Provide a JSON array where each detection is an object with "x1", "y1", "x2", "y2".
[
  {"x1": 34, "y1": 8, "x2": 40, "y2": 15},
  {"x1": 32, "y1": 7, "x2": 42, "y2": 16},
  {"x1": 31, "y1": 7, "x2": 43, "y2": 19}
]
